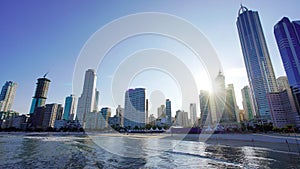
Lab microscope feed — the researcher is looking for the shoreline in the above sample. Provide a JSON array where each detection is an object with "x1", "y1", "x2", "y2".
[
  {"x1": 164, "y1": 133, "x2": 300, "y2": 154},
  {"x1": 1, "y1": 132, "x2": 300, "y2": 154}
]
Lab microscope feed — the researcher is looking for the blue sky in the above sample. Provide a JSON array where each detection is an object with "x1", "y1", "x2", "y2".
[{"x1": 0, "y1": 1, "x2": 299, "y2": 116}]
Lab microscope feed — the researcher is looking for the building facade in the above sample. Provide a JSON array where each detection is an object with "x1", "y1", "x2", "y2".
[
  {"x1": 222, "y1": 84, "x2": 239, "y2": 123},
  {"x1": 0, "y1": 81, "x2": 17, "y2": 112},
  {"x1": 76, "y1": 69, "x2": 97, "y2": 129},
  {"x1": 267, "y1": 76, "x2": 300, "y2": 128},
  {"x1": 116, "y1": 105, "x2": 124, "y2": 127},
  {"x1": 175, "y1": 110, "x2": 189, "y2": 127},
  {"x1": 157, "y1": 105, "x2": 166, "y2": 119},
  {"x1": 124, "y1": 88, "x2": 146, "y2": 129},
  {"x1": 274, "y1": 17, "x2": 300, "y2": 108},
  {"x1": 237, "y1": 5, "x2": 278, "y2": 120},
  {"x1": 63, "y1": 94, "x2": 77, "y2": 120},
  {"x1": 165, "y1": 99, "x2": 172, "y2": 126},
  {"x1": 211, "y1": 71, "x2": 226, "y2": 124},
  {"x1": 241, "y1": 86, "x2": 255, "y2": 120},
  {"x1": 29, "y1": 76, "x2": 51, "y2": 114},
  {"x1": 42, "y1": 103, "x2": 62, "y2": 129},
  {"x1": 98, "y1": 107, "x2": 111, "y2": 129},
  {"x1": 199, "y1": 90, "x2": 212, "y2": 126},
  {"x1": 189, "y1": 103, "x2": 197, "y2": 126},
  {"x1": 31, "y1": 103, "x2": 62, "y2": 129}
]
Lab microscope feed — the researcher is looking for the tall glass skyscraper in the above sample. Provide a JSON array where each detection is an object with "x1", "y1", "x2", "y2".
[
  {"x1": 241, "y1": 86, "x2": 255, "y2": 120},
  {"x1": 76, "y1": 69, "x2": 97, "y2": 128},
  {"x1": 63, "y1": 94, "x2": 77, "y2": 120},
  {"x1": 211, "y1": 71, "x2": 226, "y2": 123},
  {"x1": 236, "y1": 5, "x2": 278, "y2": 120},
  {"x1": 165, "y1": 99, "x2": 172, "y2": 125},
  {"x1": 199, "y1": 90, "x2": 212, "y2": 126},
  {"x1": 124, "y1": 88, "x2": 146, "y2": 128},
  {"x1": 29, "y1": 75, "x2": 51, "y2": 114},
  {"x1": 189, "y1": 103, "x2": 197, "y2": 126},
  {"x1": 0, "y1": 81, "x2": 17, "y2": 112},
  {"x1": 274, "y1": 17, "x2": 300, "y2": 108},
  {"x1": 99, "y1": 107, "x2": 111, "y2": 129},
  {"x1": 223, "y1": 84, "x2": 238, "y2": 123}
]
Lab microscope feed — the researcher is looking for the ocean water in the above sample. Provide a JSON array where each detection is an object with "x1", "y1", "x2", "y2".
[{"x1": 0, "y1": 133, "x2": 299, "y2": 169}]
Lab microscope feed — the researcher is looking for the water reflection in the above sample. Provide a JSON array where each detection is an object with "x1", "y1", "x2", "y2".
[
  {"x1": 204, "y1": 144, "x2": 245, "y2": 164},
  {"x1": 0, "y1": 134, "x2": 299, "y2": 168}
]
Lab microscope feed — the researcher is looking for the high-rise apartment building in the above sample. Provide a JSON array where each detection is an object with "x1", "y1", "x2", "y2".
[
  {"x1": 76, "y1": 69, "x2": 97, "y2": 128},
  {"x1": 29, "y1": 75, "x2": 51, "y2": 114},
  {"x1": 222, "y1": 84, "x2": 239, "y2": 123},
  {"x1": 211, "y1": 71, "x2": 226, "y2": 123},
  {"x1": 277, "y1": 76, "x2": 298, "y2": 112},
  {"x1": 199, "y1": 90, "x2": 212, "y2": 126},
  {"x1": 157, "y1": 105, "x2": 166, "y2": 119},
  {"x1": 241, "y1": 86, "x2": 255, "y2": 120},
  {"x1": 237, "y1": 5, "x2": 278, "y2": 120},
  {"x1": 145, "y1": 99, "x2": 149, "y2": 124},
  {"x1": 267, "y1": 76, "x2": 300, "y2": 128},
  {"x1": 116, "y1": 105, "x2": 124, "y2": 127},
  {"x1": 165, "y1": 99, "x2": 172, "y2": 125},
  {"x1": 55, "y1": 104, "x2": 64, "y2": 120},
  {"x1": 175, "y1": 110, "x2": 189, "y2": 127},
  {"x1": 32, "y1": 103, "x2": 62, "y2": 129},
  {"x1": 97, "y1": 107, "x2": 111, "y2": 129},
  {"x1": 63, "y1": 94, "x2": 77, "y2": 120},
  {"x1": 274, "y1": 17, "x2": 300, "y2": 108},
  {"x1": 124, "y1": 88, "x2": 146, "y2": 129},
  {"x1": 42, "y1": 103, "x2": 62, "y2": 129},
  {"x1": 94, "y1": 90, "x2": 100, "y2": 112},
  {"x1": 0, "y1": 81, "x2": 17, "y2": 112},
  {"x1": 189, "y1": 103, "x2": 197, "y2": 126}
]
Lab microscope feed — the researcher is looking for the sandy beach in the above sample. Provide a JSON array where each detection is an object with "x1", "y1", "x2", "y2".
[{"x1": 163, "y1": 133, "x2": 300, "y2": 154}]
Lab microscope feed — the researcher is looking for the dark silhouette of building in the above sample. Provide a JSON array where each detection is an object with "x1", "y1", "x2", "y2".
[{"x1": 29, "y1": 74, "x2": 51, "y2": 114}]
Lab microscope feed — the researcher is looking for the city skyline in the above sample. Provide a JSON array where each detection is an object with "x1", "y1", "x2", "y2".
[{"x1": 1, "y1": 1, "x2": 299, "y2": 115}]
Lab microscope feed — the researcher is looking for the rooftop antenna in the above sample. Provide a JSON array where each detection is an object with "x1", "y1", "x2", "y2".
[
  {"x1": 43, "y1": 72, "x2": 49, "y2": 78},
  {"x1": 238, "y1": 2, "x2": 248, "y2": 16}
]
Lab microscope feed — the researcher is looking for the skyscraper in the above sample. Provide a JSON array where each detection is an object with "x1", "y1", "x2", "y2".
[
  {"x1": 98, "y1": 107, "x2": 111, "y2": 129},
  {"x1": 55, "y1": 104, "x2": 64, "y2": 120},
  {"x1": 222, "y1": 84, "x2": 238, "y2": 123},
  {"x1": 0, "y1": 81, "x2": 17, "y2": 112},
  {"x1": 63, "y1": 94, "x2": 77, "y2": 120},
  {"x1": 189, "y1": 103, "x2": 197, "y2": 126},
  {"x1": 175, "y1": 110, "x2": 189, "y2": 127},
  {"x1": 76, "y1": 69, "x2": 97, "y2": 128},
  {"x1": 116, "y1": 105, "x2": 124, "y2": 127},
  {"x1": 237, "y1": 5, "x2": 278, "y2": 120},
  {"x1": 32, "y1": 103, "x2": 62, "y2": 129},
  {"x1": 29, "y1": 74, "x2": 51, "y2": 114},
  {"x1": 241, "y1": 86, "x2": 255, "y2": 120},
  {"x1": 157, "y1": 105, "x2": 165, "y2": 119},
  {"x1": 94, "y1": 90, "x2": 100, "y2": 112},
  {"x1": 199, "y1": 90, "x2": 212, "y2": 126},
  {"x1": 267, "y1": 76, "x2": 300, "y2": 128},
  {"x1": 211, "y1": 71, "x2": 226, "y2": 123},
  {"x1": 165, "y1": 99, "x2": 172, "y2": 125},
  {"x1": 42, "y1": 103, "x2": 61, "y2": 129},
  {"x1": 145, "y1": 99, "x2": 149, "y2": 124},
  {"x1": 124, "y1": 88, "x2": 146, "y2": 129},
  {"x1": 274, "y1": 17, "x2": 300, "y2": 107}
]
